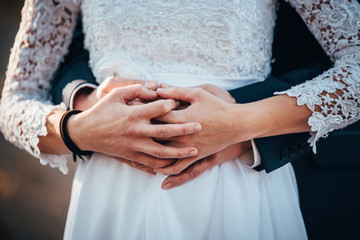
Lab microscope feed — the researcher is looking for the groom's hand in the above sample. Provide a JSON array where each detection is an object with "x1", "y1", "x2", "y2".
[
  {"x1": 160, "y1": 140, "x2": 252, "y2": 189},
  {"x1": 67, "y1": 84, "x2": 202, "y2": 168}
]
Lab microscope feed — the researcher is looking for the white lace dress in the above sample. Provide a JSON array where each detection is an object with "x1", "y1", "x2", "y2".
[{"x1": 1, "y1": 0, "x2": 360, "y2": 239}]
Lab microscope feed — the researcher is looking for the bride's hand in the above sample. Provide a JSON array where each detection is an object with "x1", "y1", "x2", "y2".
[
  {"x1": 156, "y1": 84, "x2": 250, "y2": 178},
  {"x1": 195, "y1": 84, "x2": 236, "y2": 104},
  {"x1": 159, "y1": 84, "x2": 251, "y2": 189}
]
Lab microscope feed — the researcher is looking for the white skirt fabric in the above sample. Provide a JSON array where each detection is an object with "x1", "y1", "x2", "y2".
[
  {"x1": 64, "y1": 152, "x2": 307, "y2": 240},
  {"x1": 64, "y1": 74, "x2": 307, "y2": 239}
]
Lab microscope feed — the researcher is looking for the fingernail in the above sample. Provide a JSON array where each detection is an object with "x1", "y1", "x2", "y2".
[
  {"x1": 190, "y1": 150, "x2": 198, "y2": 156},
  {"x1": 157, "y1": 88, "x2": 164, "y2": 92},
  {"x1": 163, "y1": 182, "x2": 172, "y2": 190},
  {"x1": 194, "y1": 124, "x2": 202, "y2": 131}
]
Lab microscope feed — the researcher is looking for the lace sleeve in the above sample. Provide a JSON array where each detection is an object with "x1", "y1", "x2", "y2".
[
  {"x1": 0, "y1": 0, "x2": 81, "y2": 173},
  {"x1": 276, "y1": 0, "x2": 360, "y2": 152}
]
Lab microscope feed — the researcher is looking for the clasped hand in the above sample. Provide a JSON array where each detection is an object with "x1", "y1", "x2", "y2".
[{"x1": 70, "y1": 77, "x2": 251, "y2": 189}]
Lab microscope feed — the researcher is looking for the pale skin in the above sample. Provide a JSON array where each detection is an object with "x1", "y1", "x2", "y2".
[
  {"x1": 70, "y1": 78, "x2": 252, "y2": 188},
  {"x1": 38, "y1": 77, "x2": 203, "y2": 169},
  {"x1": 155, "y1": 86, "x2": 312, "y2": 176},
  {"x1": 39, "y1": 77, "x2": 312, "y2": 190}
]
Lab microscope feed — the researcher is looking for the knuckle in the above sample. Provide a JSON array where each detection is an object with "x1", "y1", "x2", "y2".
[
  {"x1": 126, "y1": 127, "x2": 140, "y2": 137},
  {"x1": 133, "y1": 84, "x2": 143, "y2": 91},
  {"x1": 157, "y1": 126, "x2": 169, "y2": 138},
  {"x1": 188, "y1": 168, "x2": 200, "y2": 179},
  {"x1": 153, "y1": 148, "x2": 165, "y2": 158},
  {"x1": 172, "y1": 87, "x2": 180, "y2": 95},
  {"x1": 160, "y1": 101, "x2": 172, "y2": 113},
  {"x1": 127, "y1": 108, "x2": 140, "y2": 120},
  {"x1": 174, "y1": 177, "x2": 184, "y2": 186},
  {"x1": 182, "y1": 125, "x2": 192, "y2": 135}
]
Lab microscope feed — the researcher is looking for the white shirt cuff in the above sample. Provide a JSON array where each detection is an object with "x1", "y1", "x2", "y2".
[
  {"x1": 238, "y1": 139, "x2": 262, "y2": 168},
  {"x1": 249, "y1": 139, "x2": 261, "y2": 168},
  {"x1": 69, "y1": 83, "x2": 97, "y2": 110}
]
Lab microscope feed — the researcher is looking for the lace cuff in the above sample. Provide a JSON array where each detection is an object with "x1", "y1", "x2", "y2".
[
  {"x1": 275, "y1": 52, "x2": 360, "y2": 153},
  {"x1": 277, "y1": 0, "x2": 360, "y2": 152},
  {"x1": 0, "y1": 0, "x2": 80, "y2": 173}
]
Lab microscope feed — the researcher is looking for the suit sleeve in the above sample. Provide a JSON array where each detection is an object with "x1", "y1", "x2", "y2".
[{"x1": 51, "y1": 17, "x2": 97, "y2": 105}]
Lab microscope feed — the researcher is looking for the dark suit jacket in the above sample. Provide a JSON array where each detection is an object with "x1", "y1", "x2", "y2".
[{"x1": 51, "y1": 1, "x2": 360, "y2": 239}]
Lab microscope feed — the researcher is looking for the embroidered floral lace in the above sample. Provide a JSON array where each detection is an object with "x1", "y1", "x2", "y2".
[
  {"x1": 278, "y1": 0, "x2": 360, "y2": 152},
  {"x1": 0, "y1": 0, "x2": 359, "y2": 173}
]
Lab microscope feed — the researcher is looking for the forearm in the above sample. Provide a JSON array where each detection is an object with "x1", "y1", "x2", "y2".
[{"x1": 231, "y1": 95, "x2": 312, "y2": 143}]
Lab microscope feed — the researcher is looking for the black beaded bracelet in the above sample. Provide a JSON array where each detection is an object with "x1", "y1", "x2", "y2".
[{"x1": 59, "y1": 110, "x2": 93, "y2": 162}]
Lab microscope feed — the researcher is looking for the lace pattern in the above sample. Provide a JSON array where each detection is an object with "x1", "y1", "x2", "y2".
[
  {"x1": 0, "y1": 0, "x2": 80, "y2": 173},
  {"x1": 1, "y1": 0, "x2": 360, "y2": 174},
  {"x1": 277, "y1": 0, "x2": 360, "y2": 152},
  {"x1": 81, "y1": 0, "x2": 277, "y2": 82}
]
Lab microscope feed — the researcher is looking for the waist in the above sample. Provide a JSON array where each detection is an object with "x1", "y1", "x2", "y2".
[{"x1": 151, "y1": 73, "x2": 265, "y2": 90}]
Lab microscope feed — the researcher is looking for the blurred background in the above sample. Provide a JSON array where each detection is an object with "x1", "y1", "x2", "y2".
[{"x1": 0, "y1": 1, "x2": 76, "y2": 239}]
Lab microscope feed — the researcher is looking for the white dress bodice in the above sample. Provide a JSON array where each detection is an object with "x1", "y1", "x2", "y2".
[{"x1": 81, "y1": 0, "x2": 276, "y2": 84}]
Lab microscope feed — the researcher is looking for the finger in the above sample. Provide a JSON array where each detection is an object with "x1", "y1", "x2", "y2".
[
  {"x1": 155, "y1": 155, "x2": 198, "y2": 175},
  {"x1": 109, "y1": 84, "x2": 157, "y2": 103},
  {"x1": 130, "y1": 161, "x2": 156, "y2": 175},
  {"x1": 141, "y1": 122, "x2": 201, "y2": 138},
  {"x1": 195, "y1": 84, "x2": 213, "y2": 92},
  {"x1": 127, "y1": 99, "x2": 144, "y2": 106},
  {"x1": 127, "y1": 152, "x2": 176, "y2": 168},
  {"x1": 135, "y1": 140, "x2": 199, "y2": 159},
  {"x1": 159, "y1": 83, "x2": 173, "y2": 88},
  {"x1": 112, "y1": 156, "x2": 156, "y2": 175},
  {"x1": 135, "y1": 99, "x2": 178, "y2": 119},
  {"x1": 100, "y1": 76, "x2": 158, "y2": 92},
  {"x1": 155, "y1": 110, "x2": 185, "y2": 124},
  {"x1": 157, "y1": 87, "x2": 198, "y2": 103},
  {"x1": 161, "y1": 155, "x2": 219, "y2": 189}
]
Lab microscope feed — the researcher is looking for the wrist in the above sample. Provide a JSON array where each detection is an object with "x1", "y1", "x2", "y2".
[
  {"x1": 73, "y1": 87, "x2": 96, "y2": 111},
  {"x1": 227, "y1": 103, "x2": 256, "y2": 144},
  {"x1": 66, "y1": 111, "x2": 89, "y2": 151},
  {"x1": 38, "y1": 109, "x2": 69, "y2": 154},
  {"x1": 233, "y1": 95, "x2": 312, "y2": 140}
]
